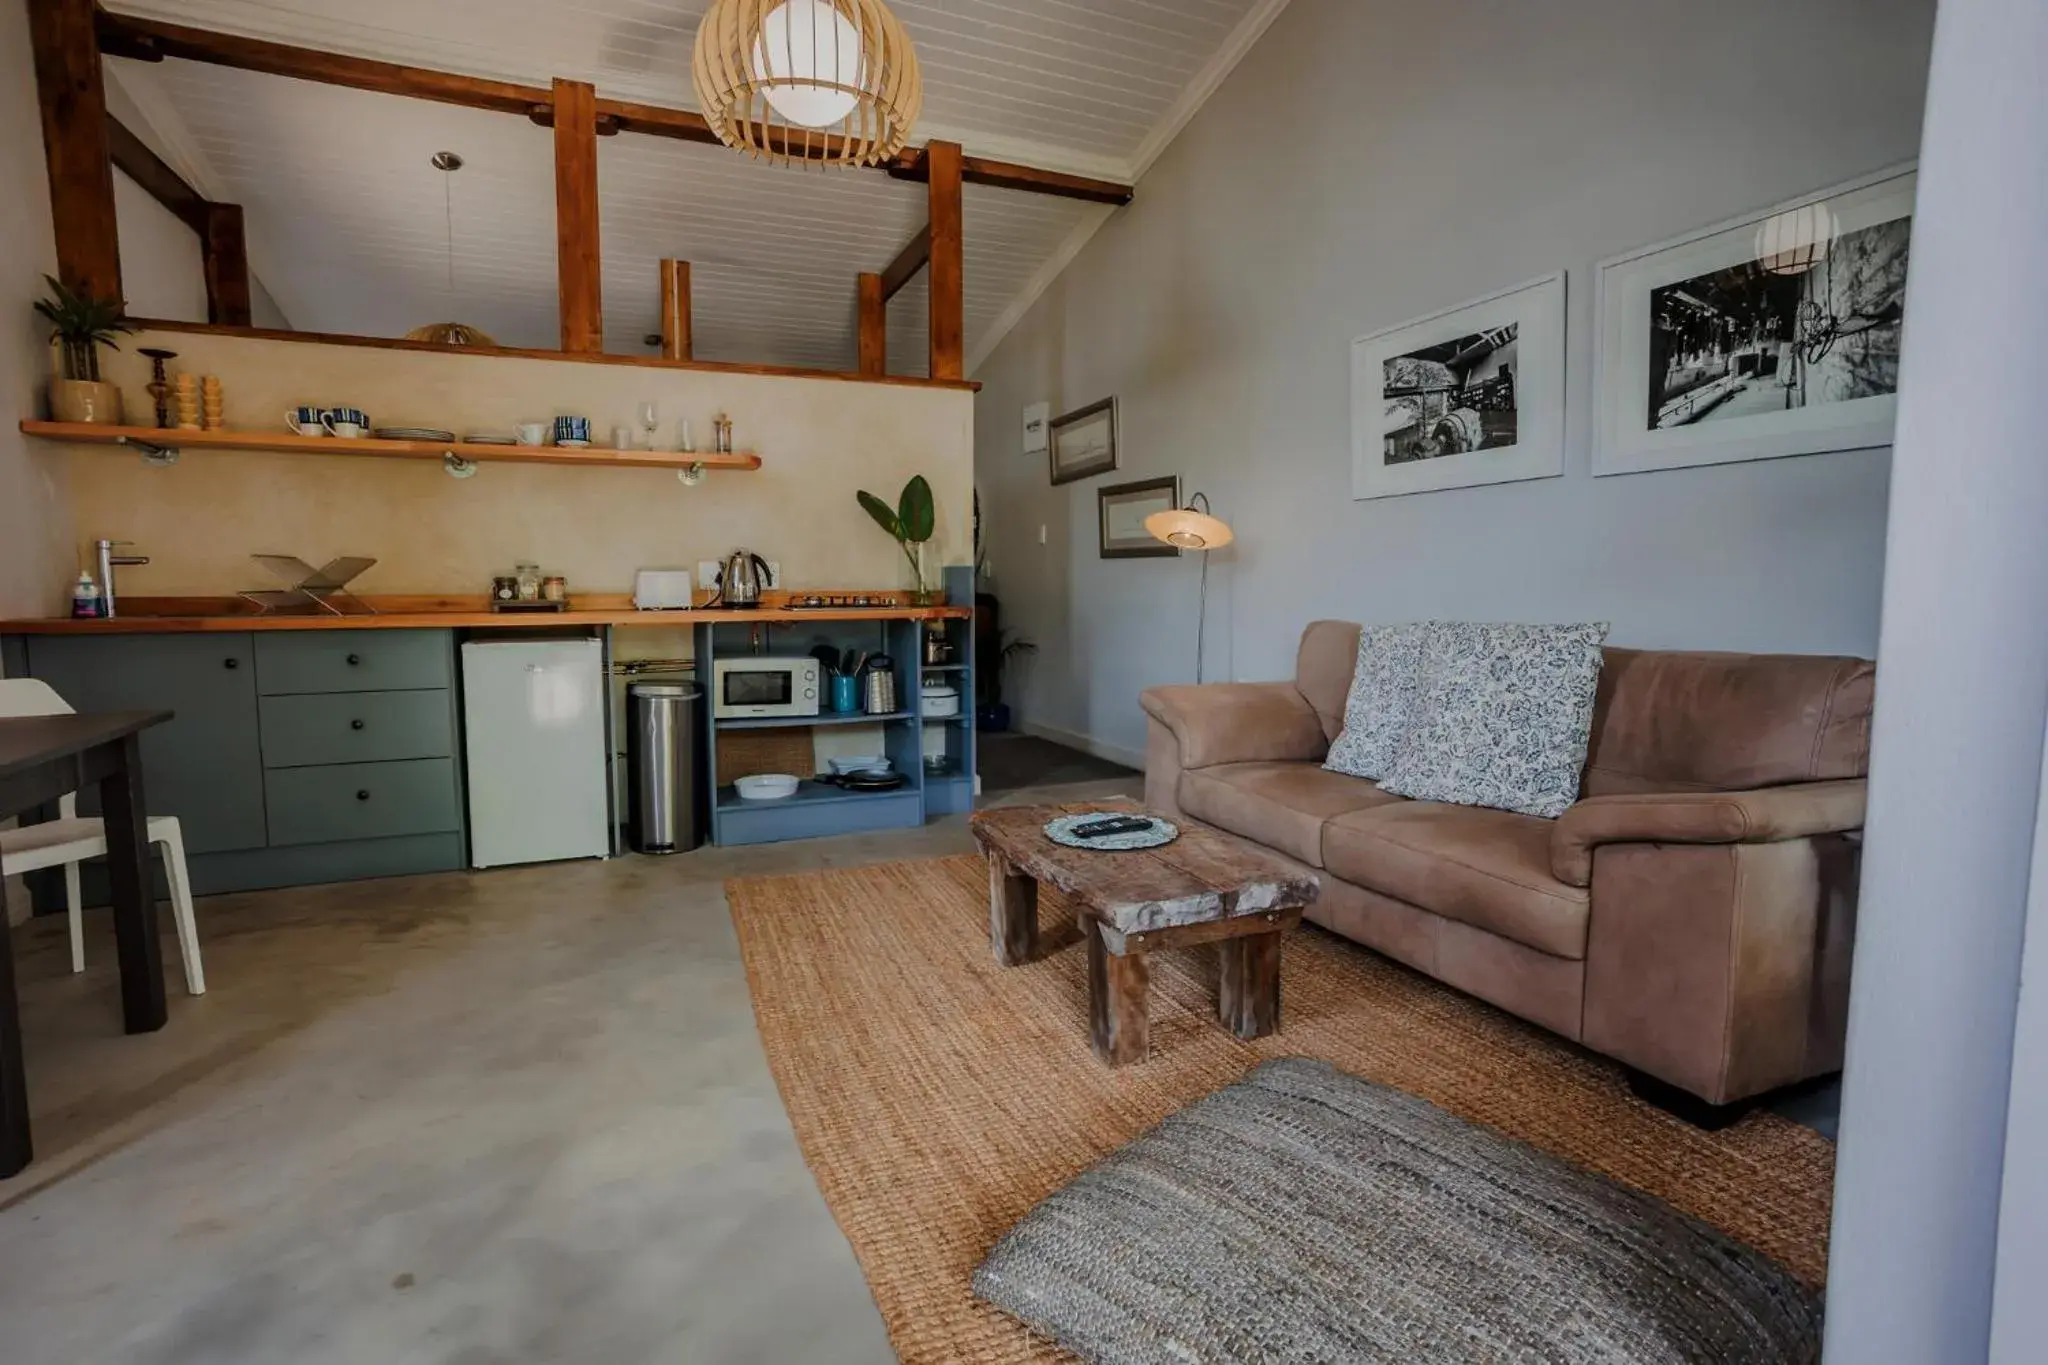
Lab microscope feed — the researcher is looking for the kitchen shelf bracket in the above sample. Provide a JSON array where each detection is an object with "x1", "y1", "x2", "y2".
[{"x1": 118, "y1": 434, "x2": 181, "y2": 467}]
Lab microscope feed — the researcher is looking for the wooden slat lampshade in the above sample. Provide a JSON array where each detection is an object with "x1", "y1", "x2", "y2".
[{"x1": 692, "y1": 0, "x2": 922, "y2": 168}]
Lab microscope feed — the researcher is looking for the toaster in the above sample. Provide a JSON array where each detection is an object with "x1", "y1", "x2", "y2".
[{"x1": 633, "y1": 568, "x2": 695, "y2": 610}]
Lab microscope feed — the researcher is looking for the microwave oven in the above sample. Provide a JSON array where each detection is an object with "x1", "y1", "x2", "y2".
[{"x1": 711, "y1": 656, "x2": 822, "y2": 719}]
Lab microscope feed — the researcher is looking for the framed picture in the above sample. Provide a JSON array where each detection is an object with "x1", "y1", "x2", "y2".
[
  {"x1": 1593, "y1": 163, "x2": 1916, "y2": 476},
  {"x1": 1049, "y1": 397, "x2": 1119, "y2": 485},
  {"x1": 1350, "y1": 272, "x2": 1566, "y2": 499},
  {"x1": 1022, "y1": 400, "x2": 1050, "y2": 456},
  {"x1": 1098, "y1": 476, "x2": 1180, "y2": 558}
]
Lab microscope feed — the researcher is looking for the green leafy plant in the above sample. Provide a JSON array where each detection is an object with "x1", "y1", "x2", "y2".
[
  {"x1": 988, "y1": 629, "x2": 1037, "y2": 706},
  {"x1": 34, "y1": 275, "x2": 135, "y2": 383},
  {"x1": 857, "y1": 474, "x2": 937, "y2": 601}
]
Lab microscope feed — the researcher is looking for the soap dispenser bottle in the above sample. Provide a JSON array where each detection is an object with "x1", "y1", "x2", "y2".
[{"x1": 71, "y1": 570, "x2": 102, "y2": 619}]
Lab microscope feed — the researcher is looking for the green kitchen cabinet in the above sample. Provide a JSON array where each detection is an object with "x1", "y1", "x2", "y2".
[
  {"x1": 22, "y1": 633, "x2": 268, "y2": 855},
  {"x1": 9, "y1": 627, "x2": 467, "y2": 903}
]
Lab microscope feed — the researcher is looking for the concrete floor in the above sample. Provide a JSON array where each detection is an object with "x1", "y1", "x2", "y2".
[{"x1": 0, "y1": 776, "x2": 1138, "y2": 1365}]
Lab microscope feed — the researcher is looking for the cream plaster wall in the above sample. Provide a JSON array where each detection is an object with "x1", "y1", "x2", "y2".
[
  {"x1": 69, "y1": 331, "x2": 973, "y2": 597},
  {"x1": 0, "y1": 0, "x2": 74, "y2": 622}
]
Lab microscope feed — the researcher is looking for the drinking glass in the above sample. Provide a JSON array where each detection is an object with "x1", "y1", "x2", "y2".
[{"x1": 638, "y1": 401, "x2": 659, "y2": 449}]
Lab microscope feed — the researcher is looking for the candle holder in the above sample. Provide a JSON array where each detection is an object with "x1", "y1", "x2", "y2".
[{"x1": 139, "y1": 348, "x2": 177, "y2": 429}]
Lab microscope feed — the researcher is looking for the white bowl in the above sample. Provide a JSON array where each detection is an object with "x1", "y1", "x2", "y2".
[
  {"x1": 828, "y1": 756, "x2": 893, "y2": 776},
  {"x1": 735, "y1": 773, "x2": 800, "y2": 801}
]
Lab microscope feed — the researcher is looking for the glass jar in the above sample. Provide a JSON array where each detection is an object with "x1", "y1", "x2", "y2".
[
  {"x1": 491, "y1": 575, "x2": 519, "y2": 604},
  {"x1": 542, "y1": 575, "x2": 568, "y2": 603},
  {"x1": 514, "y1": 562, "x2": 542, "y2": 601}
]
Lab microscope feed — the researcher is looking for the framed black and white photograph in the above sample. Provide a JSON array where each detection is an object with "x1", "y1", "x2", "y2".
[
  {"x1": 1049, "y1": 397, "x2": 1119, "y2": 485},
  {"x1": 1098, "y1": 476, "x2": 1180, "y2": 558},
  {"x1": 1593, "y1": 164, "x2": 1915, "y2": 476},
  {"x1": 1350, "y1": 273, "x2": 1566, "y2": 499}
]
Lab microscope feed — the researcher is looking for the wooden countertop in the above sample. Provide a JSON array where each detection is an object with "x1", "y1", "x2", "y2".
[{"x1": 0, "y1": 594, "x2": 973, "y2": 635}]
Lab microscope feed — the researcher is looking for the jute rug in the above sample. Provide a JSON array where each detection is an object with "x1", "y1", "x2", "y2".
[{"x1": 727, "y1": 856, "x2": 1835, "y2": 1365}]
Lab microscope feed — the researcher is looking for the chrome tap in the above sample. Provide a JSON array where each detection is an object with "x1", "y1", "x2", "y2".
[{"x1": 94, "y1": 539, "x2": 150, "y2": 619}]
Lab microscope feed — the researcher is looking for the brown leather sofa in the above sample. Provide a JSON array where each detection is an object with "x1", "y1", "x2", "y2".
[{"x1": 1140, "y1": 620, "x2": 1873, "y2": 1115}]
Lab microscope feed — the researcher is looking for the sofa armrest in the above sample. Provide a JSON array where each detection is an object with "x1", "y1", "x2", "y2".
[
  {"x1": 1551, "y1": 779, "x2": 1867, "y2": 886},
  {"x1": 1139, "y1": 682, "x2": 1327, "y2": 771}
]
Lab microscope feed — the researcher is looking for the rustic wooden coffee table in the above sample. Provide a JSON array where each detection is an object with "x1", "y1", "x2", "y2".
[{"x1": 969, "y1": 804, "x2": 1320, "y2": 1066}]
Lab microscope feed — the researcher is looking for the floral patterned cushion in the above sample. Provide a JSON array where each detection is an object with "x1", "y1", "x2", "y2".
[
  {"x1": 1323, "y1": 622, "x2": 1432, "y2": 782},
  {"x1": 1379, "y1": 622, "x2": 1610, "y2": 819}
]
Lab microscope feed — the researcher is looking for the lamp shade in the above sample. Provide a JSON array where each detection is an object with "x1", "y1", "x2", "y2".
[
  {"x1": 693, "y1": 0, "x2": 922, "y2": 168},
  {"x1": 1145, "y1": 506, "x2": 1234, "y2": 551}
]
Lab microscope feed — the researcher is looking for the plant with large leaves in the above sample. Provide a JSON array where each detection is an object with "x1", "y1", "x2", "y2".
[
  {"x1": 34, "y1": 275, "x2": 136, "y2": 382},
  {"x1": 857, "y1": 474, "x2": 938, "y2": 603}
]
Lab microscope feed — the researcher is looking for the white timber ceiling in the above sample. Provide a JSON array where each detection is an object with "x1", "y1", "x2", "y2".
[{"x1": 101, "y1": 0, "x2": 1291, "y2": 374}]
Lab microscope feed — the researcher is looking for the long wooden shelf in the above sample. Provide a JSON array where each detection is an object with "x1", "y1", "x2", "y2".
[{"x1": 19, "y1": 420, "x2": 762, "y2": 472}]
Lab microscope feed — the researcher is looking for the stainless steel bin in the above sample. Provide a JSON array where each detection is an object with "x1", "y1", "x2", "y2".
[{"x1": 627, "y1": 681, "x2": 703, "y2": 854}]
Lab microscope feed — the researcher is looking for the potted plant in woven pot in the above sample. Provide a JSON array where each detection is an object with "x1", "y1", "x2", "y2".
[
  {"x1": 36, "y1": 275, "x2": 136, "y2": 425},
  {"x1": 857, "y1": 474, "x2": 941, "y2": 605}
]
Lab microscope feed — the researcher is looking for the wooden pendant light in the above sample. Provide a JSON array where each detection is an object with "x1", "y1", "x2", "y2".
[{"x1": 692, "y1": 0, "x2": 922, "y2": 168}]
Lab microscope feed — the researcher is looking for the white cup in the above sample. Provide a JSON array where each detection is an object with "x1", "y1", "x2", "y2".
[
  {"x1": 515, "y1": 422, "x2": 548, "y2": 446},
  {"x1": 325, "y1": 421, "x2": 366, "y2": 439},
  {"x1": 285, "y1": 409, "x2": 326, "y2": 436}
]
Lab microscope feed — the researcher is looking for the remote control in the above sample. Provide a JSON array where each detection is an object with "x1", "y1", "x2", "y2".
[{"x1": 1071, "y1": 815, "x2": 1154, "y2": 839}]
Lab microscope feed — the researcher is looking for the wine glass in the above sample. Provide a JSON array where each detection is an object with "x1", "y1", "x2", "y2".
[{"x1": 637, "y1": 401, "x2": 659, "y2": 450}]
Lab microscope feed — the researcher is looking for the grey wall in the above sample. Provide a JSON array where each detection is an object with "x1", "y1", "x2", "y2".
[
  {"x1": 1825, "y1": 0, "x2": 2048, "y2": 1357},
  {"x1": 972, "y1": 0, "x2": 1935, "y2": 763}
]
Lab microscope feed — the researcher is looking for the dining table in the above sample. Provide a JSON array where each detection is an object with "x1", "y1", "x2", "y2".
[{"x1": 0, "y1": 709, "x2": 172, "y2": 1177}]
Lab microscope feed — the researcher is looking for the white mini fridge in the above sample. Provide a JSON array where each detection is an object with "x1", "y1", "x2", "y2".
[{"x1": 462, "y1": 638, "x2": 611, "y2": 868}]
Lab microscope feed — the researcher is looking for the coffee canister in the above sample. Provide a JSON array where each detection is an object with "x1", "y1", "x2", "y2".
[{"x1": 862, "y1": 654, "x2": 898, "y2": 715}]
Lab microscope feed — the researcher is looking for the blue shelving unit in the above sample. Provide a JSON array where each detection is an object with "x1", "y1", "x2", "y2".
[{"x1": 699, "y1": 564, "x2": 977, "y2": 845}]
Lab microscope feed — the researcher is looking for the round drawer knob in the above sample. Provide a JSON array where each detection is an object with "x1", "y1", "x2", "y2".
[
  {"x1": 350, "y1": 719, "x2": 365, "y2": 730},
  {"x1": 346, "y1": 653, "x2": 362, "y2": 666},
  {"x1": 355, "y1": 789, "x2": 371, "y2": 801},
  {"x1": 223, "y1": 657, "x2": 239, "y2": 670}
]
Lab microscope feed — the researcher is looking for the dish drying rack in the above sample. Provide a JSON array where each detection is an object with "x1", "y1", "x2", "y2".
[{"x1": 239, "y1": 554, "x2": 379, "y2": 615}]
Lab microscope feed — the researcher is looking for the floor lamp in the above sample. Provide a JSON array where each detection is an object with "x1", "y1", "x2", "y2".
[{"x1": 1144, "y1": 492, "x2": 1234, "y2": 683}]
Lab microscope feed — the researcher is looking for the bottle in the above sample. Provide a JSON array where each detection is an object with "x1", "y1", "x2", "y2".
[{"x1": 72, "y1": 570, "x2": 103, "y2": 619}]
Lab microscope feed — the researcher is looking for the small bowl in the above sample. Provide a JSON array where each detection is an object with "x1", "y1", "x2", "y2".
[
  {"x1": 735, "y1": 773, "x2": 800, "y2": 801},
  {"x1": 828, "y1": 756, "x2": 892, "y2": 776}
]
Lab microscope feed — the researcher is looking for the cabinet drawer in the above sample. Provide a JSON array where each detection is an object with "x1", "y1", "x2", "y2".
[
  {"x1": 259, "y1": 690, "x2": 454, "y2": 768},
  {"x1": 255, "y1": 631, "x2": 452, "y2": 695},
  {"x1": 264, "y1": 758, "x2": 462, "y2": 846}
]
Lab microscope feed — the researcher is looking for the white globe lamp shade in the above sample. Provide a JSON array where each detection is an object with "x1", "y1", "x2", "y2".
[
  {"x1": 754, "y1": 0, "x2": 862, "y2": 129},
  {"x1": 1755, "y1": 202, "x2": 1838, "y2": 276},
  {"x1": 1145, "y1": 507, "x2": 1234, "y2": 551}
]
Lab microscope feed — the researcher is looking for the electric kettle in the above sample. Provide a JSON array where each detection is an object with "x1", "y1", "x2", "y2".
[{"x1": 711, "y1": 549, "x2": 770, "y2": 607}]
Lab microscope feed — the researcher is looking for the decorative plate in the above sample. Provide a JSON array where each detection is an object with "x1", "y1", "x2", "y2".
[
  {"x1": 374, "y1": 427, "x2": 456, "y2": 441},
  {"x1": 556, "y1": 439, "x2": 591, "y2": 448},
  {"x1": 463, "y1": 433, "x2": 516, "y2": 445},
  {"x1": 1044, "y1": 813, "x2": 1179, "y2": 851}
]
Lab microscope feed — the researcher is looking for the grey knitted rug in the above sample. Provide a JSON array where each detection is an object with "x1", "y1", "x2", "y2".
[{"x1": 973, "y1": 1059, "x2": 1820, "y2": 1364}]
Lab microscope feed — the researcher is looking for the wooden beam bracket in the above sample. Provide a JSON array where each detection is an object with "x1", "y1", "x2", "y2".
[
  {"x1": 857, "y1": 272, "x2": 885, "y2": 377},
  {"x1": 880, "y1": 225, "x2": 930, "y2": 301},
  {"x1": 658, "y1": 259, "x2": 692, "y2": 361}
]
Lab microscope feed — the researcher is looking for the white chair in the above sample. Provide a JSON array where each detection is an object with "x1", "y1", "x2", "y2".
[{"x1": 0, "y1": 678, "x2": 205, "y2": 994}]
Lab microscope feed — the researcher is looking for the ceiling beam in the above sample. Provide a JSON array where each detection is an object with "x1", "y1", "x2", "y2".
[
  {"x1": 107, "y1": 114, "x2": 208, "y2": 233},
  {"x1": 927, "y1": 140, "x2": 964, "y2": 382},
  {"x1": 33, "y1": 0, "x2": 121, "y2": 303},
  {"x1": 880, "y1": 225, "x2": 930, "y2": 301},
  {"x1": 94, "y1": 9, "x2": 1136, "y2": 208},
  {"x1": 202, "y1": 202, "x2": 252, "y2": 326},
  {"x1": 856, "y1": 272, "x2": 885, "y2": 377},
  {"x1": 552, "y1": 78, "x2": 603, "y2": 354}
]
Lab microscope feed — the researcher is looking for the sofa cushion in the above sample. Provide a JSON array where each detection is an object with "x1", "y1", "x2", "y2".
[
  {"x1": 1582, "y1": 647, "x2": 1875, "y2": 795},
  {"x1": 1380, "y1": 621, "x2": 1609, "y2": 818},
  {"x1": 1296, "y1": 620, "x2": 1364, "y2": 742},
  {"x1": 1323, "y1": 802, "x2": 1590, "y2": 959},
  {"x1": 1323, "y1": 622, "x2": 1431, "y2": 781},
  {"x1": 1180, "y1": 761, "x2": 1403, "y2": 868}
]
